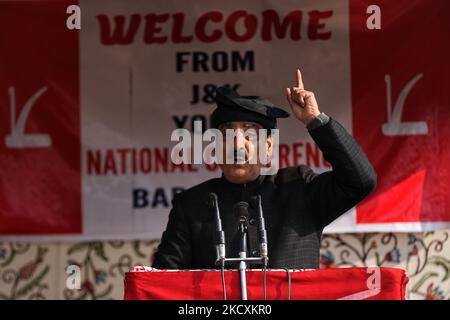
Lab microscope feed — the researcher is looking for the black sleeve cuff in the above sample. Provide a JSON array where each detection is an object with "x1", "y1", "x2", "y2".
[{"x1": 306, "y1": 112, "x2": 330, "y2": 131}]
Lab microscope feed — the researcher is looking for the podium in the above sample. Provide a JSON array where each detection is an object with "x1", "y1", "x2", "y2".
[{"x1": 124, "y1": 267, "x2": 408, "y2": 300}]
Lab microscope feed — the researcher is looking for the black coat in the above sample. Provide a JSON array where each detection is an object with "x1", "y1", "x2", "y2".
[{"x1": 152, "y1": 119, "x2": 377, "y2": 269}]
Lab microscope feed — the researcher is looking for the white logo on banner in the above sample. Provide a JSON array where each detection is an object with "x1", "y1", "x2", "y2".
[
  {"x1": 4, "y1": 86, "x2": 52, "y2": 148},
  {"x1": 382, "y1": 74, "x2": 428, "y2": 136}
]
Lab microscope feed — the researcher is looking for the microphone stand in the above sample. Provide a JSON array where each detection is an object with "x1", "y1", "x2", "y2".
[
  {"x1": 209, "y1": 195, "x2": 269, "y2": 301},
  {"x1": 255, "y1": 195, "x2": 268, "y2": 299},
  {"x1": 224, "y1": 201, "x2": 267, "y2": 300},
  {"x1": 237, "y1": 214, "x2": 248, "y2": 300},
  {"x1": 209, "y1": 193, "x2": 227, "y2": 300}
]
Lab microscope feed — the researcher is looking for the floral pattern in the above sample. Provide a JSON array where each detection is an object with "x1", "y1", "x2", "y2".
[
  {"x1": 0, "y1": 243, "x2": 49, "y2": 299},
  {"x1": 405, "y1": 232, "x2": 450, "y2": 300},
  {"x1": 1, "y1": 232, "x2": 449, "y2": 299}
]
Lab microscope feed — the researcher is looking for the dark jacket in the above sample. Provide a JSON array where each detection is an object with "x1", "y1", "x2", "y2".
[{"x1": 152, "y1": 118, "x2": 377, "y2": 269}]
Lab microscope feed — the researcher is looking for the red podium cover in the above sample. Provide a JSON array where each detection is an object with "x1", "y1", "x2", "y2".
[{"x1": 124, "y1": 267, "x2": 408, "y2": 300}]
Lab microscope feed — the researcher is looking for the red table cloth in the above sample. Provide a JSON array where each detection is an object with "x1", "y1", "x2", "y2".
[{"x1": 124, "y1": 267, "x2": 408, "y2": 300}]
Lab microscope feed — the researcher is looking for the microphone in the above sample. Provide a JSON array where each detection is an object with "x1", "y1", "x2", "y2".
[
  {"x1": 233, "y1": 201, "x2": 249, "y2": 280},
  {"x1": 252, "y1": 195, "x2": 268, "y2": 263},
  {"x1": 233, "y1": 201, "x2": 249, "y2": 226},
  {"x1": 209, "y1": 193, "x2": 226, "y2": 264}
]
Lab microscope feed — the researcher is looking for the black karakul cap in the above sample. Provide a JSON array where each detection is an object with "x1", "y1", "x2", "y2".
[{"x1": 211, "y1": 86, "x2": 290, "y2": 130}]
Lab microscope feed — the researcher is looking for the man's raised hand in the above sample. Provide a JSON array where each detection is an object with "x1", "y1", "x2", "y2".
[{"x1": 286, "y1": 69, "x2": 321, "y2": 125}]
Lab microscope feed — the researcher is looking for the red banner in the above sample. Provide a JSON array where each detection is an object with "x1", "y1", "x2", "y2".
[
  {"x1": 351, "y1": 0, "x2": 450, "y2": 224},
  {"x1": 1, "y1": 0, "x2": 449, "y2": 238},
  {"x1": 0, "y1": 1, "x2": 81, "y2": 234}
]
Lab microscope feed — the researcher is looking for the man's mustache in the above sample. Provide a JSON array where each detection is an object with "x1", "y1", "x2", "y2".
[{"x1": 225, "y1": 148, "x2": 248, "y2": 164}]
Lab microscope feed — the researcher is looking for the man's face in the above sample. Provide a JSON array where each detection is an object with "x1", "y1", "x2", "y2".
[{"x1": 218, "y1": 121, "x2": 273, "y2": 184}]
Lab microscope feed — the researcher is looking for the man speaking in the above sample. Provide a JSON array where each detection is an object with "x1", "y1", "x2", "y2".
[{"x1": 153, "y1": 69, "x2": 376, "y2": 270}]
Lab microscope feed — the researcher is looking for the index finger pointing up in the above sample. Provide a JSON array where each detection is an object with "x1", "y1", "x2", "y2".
[{"x1": 297, "y1": 68, "x2": 304, "y2": 89}]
